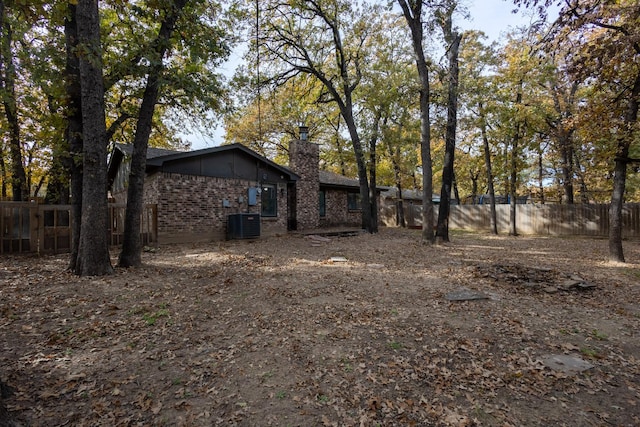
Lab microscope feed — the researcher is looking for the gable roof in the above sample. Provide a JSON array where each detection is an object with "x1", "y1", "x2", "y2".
[
  {"x1": 109, "y1": 143, "x2": 388, "y2": 191},
  {"x1": 319, "y1": 170, "x2": 389, "y2": 192},
  {"x1": 107, "y1": 143, "x2": 183, "y2": 183},
  {"x1": 128, "y1": 144, "x2": 182, "y2": 159},
  {"x1": 319, "y1": 170, "x2": 359, "y2": 189},
  {"x1": 381, "y1": 188, "x2": 441, "y2": 203},
  {"x1": 108, "y1": 143, "x2": 300, "y2": 183}
]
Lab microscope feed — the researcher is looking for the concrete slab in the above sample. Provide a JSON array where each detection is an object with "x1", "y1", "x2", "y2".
[
  {"x1": 445, "y1": 288, "x2": 490, "y2": 301},
  {"x1": 541, "y1": 354, "x2": 594, "y2": 374}
]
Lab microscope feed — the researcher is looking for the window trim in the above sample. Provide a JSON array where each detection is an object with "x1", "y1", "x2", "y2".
[
  {"x1": 261, "y1": 183, "x2": 278, "y2": 217},
  {"x1": 347, "y1": 191, "x2": 362, "y2": 211}
]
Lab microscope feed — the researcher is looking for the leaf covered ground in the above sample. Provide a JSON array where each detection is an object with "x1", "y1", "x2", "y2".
[{"x1": 1, "y1": 228, "x2": 640, "y2": 426}]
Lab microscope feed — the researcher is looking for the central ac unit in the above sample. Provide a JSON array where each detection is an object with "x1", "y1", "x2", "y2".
[{"x1": 227, "y1": 213, "x2": 261, "y2": 239}]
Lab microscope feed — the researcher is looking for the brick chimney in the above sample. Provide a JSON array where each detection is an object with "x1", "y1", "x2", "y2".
[{"x1": 289, "y1": 126, "x2": 319, "y2": 230}]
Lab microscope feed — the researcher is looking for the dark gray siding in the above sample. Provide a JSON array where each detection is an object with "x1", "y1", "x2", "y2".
[{"x1": 160, "y1": 151, "x2": 289, "y2": 185}]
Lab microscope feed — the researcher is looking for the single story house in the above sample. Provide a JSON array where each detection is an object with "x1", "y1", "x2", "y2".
[{"x1": 107, "y1": 136, "x2": 378, "y2": 243}]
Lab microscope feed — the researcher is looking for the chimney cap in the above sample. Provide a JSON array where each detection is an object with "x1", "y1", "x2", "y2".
[{"x1": 299, "y1": 125, "x2": 309, "y2": 141}]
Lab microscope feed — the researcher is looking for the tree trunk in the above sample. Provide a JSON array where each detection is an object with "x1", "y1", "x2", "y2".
[
  {"x1": 368, "y1": 114, "x2": 380, "y2": 234},
  {"x1": 509, "y1": 144, "x2": 519, "y2": 236},
  {"x1": 387, "y1": 139, "x2": 406, "y2": 227},
  {"x1": 342, "y1": 109, "x2": 373, "y2": 232},
  {"x1": 608, "y1": 72, "x2": 640, "y2": 262},
  {"x1": 330, "y1": 118, "x2": 348, "y2": 176},
  {"x1": 0, "y1": 152, "x2": 6, "y2": 198},
  {"x1": 453, "y1": 171, "x2": 460, "y2": 204},
  {"x1": 75, "y1": 0, "x2": 112, "y2": 276},
  {"x1": 398, "y1": 0, "x2": 434, "y2": 243},
  {"x1": 119, "y1": 0, "x2": 187, "y2": 267},
  {"x1": 436, "y1": 27, "x2": 462, "y2": 244},
  {"x1": 44, "y1": 149, "x2": 71, "y2": 206},
  {"x1": 560, "y1": 134, "x2": 574, "y2": 203},
  {"x1": 0, "y1": 379, "x2": 16, "y2": 427},
  {"x1": 574, "y1": 152, "x2": 589, "y2": 203},
  {"x1": 65, "y1": 3, "x2": 84, "y2": 272},
  {"x1": 0, "y1": 7, "x2": 28, "y2": 201},
  {"x1": 469, "y1": 170, "x2": 478, "y2": 204},
  {"x1": 550, "y1": 81, "x2": 578, "y2": 204},
  {"x1": 509, "y1": 82, "x2": 524, "y2": 236},
  {"x1": 537, "y1": 145, "x2": 545, "y2": 204},
  {"x1": 368, "y1": 147, "x2": 378, "y2": 233},
  {"x1": 609, "y1": 157, "x2": 627, "y2": 262},
  {"x1": 479, "y1": 103, "x2": 497, "y2": 234}
]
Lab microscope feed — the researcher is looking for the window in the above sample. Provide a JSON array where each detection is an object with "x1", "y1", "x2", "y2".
[
  {"x1": 319, "y1": 190, "x2": 326, "y2": 217},
  {"x1": 261, "y1": 184, "x2": 277, "y2": 217},
  {"x1": 347, "y1": 192, "x2": 361, "y2": 211}
]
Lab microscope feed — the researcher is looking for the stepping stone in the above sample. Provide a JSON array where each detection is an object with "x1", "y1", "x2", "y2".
[
  {"x1": 445, "y1": 288, "x2": 490, "y2": 301},
  {"x1": 367, "y1": 263, "x2": 385, "y2": 269},
  {"x1": 307, "y1": 234, "x2": 331, "y2": 242},
  {"x1": 541, "y1": 354, "x2": 594, "y2": 374}
]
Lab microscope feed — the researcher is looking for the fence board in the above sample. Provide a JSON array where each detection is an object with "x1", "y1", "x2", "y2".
[
  {"x1": 0, "y1": 202, "x2": 157, "y2": 255},
  {"x1": 1, "y1": 203, "x2": 32, "y2": 254},
  {"x1": 448, "y1": 203, "x2": 639, "y2": 237},
  {"x1": 380, "y1": 201, "x2": 640, "y2": 238}
]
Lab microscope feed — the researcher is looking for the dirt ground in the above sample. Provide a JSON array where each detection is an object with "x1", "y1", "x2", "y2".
[{"x1": 1, "y1": 228, "x2": 640, "y2": 426}]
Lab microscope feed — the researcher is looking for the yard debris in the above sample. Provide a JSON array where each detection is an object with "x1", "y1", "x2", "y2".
[{"x1": 476, "y1": 263, "x2": 598, "y2": 293}]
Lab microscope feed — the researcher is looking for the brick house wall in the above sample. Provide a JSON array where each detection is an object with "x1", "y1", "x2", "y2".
[
  {"x1": 144, "y1": 172, "x2": 287, "y2": 243},
  {"x1": 320, "y1": 189, "x2": 362, "y2": 227},
  {"x1": 289, "y1": 140, "x2": 319, "y2": 230}
]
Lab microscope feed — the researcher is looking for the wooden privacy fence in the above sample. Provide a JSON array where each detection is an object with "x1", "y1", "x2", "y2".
[
  {"x1": 381, "y1": 202, "x2": 640, "y2": 238},
  {"x1": 0, "y1": 202, "x2": 157, "y2": 255}
]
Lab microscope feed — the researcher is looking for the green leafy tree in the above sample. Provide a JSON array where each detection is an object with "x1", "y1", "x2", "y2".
[
  {"x1": 225, "y1": 75, "x2": 332, "y2": 162},
  {"x1": 355, "y1": 12, "x2": 417, "y2": 227},
  {"x1": 257, "y1": 0, "x2": 381, "y2": 232},
  {"x1": 100, "y1": 0, "x2": 231, "y2": 149},
  {"x1": 118, "y1": 0, "x2": 190, "y2": 268},
  {"x1": 456, "y1": 31, "x2": 501, "y2": 232},
  {"x1": 515, "y1": 0, "x2": 640, "y2": 262},
  {"x1": 493, "y1": 29, "x2": 548, "y2": 235}
]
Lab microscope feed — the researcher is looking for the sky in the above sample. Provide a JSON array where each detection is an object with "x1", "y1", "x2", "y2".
[{"x1": 185, "y1": 0, "x2": 557, "y2": 150}]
